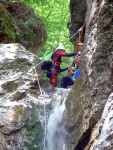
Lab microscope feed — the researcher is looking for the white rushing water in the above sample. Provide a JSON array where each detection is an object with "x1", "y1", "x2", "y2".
[{"x1": 45, "y1": 88, "x2": 69, "y2": 150}]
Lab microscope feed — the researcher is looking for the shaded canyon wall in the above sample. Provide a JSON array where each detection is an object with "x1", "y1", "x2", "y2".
[{"x1": 66, "y1": 0, "x2": 113, "y2": 150}]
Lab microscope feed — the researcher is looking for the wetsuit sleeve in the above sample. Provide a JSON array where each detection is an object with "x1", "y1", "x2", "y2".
[
  {"x1": 60, "y1": 67, "x2": 68, "y2": 72},
  {"x1": 65, "y1": 52, "x2": 77, "y2": 57}
]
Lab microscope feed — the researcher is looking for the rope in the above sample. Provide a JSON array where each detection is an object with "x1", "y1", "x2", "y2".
[
  {"x1": 32, "y1": 25, "x2": 84, "y2": 70},
  {"x1": 28, "y1": 25, "x2": 84, "y2": 147},
  {"x1": 35, "y1": 59, "x2": 43, "y2": 68},
  {"x1": 32, "y1": 67, "x2": 47, "y2": 150},
  {"x1": 74, "y1": 25, "x2": 85, "y2": 52},
  {"x1": 29, "y1": 25, "x2": 85, "y2": 83},
  {"x1": 64, "y1": 26, "x2": 83, "y2": 45},
  {"x1": 33, "y1": 67, "x2": 43, "y2": 94},
  {"x1": 53, "y1": 25, "x2": 84, "y2": 68}
]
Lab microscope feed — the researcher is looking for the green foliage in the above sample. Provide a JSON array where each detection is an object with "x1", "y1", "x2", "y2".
[
  {"x1": 42, "y1": 71, "x2": 50, "y2": 81},
  {"x1": 19, "y1": 0, "x2": 75, "y2": 77},
  {"x1": 42, "y1": 50, "x2": 52, "y2": 61},
  {"x1": 35, "y1": 0, "x2": 73, "y2": 51},
  {"x1": 19, "y1": 0, "x2": 74, "y2": 53}
]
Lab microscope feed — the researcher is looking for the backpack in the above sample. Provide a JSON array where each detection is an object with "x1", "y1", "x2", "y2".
[
  {"x1": 41, "y1": 61, "x2": 52, "y2": 70},
  {"x1": 46, "y1": 70, "x2": 51, "y2": 78}
]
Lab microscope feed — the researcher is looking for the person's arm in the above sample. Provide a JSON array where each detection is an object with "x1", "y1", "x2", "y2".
[
  {"x1": 60, "y1": 67, "x2": 68, "y2": 72},
  {"x1": 66, "y1": 52, "x2": 77, "y2": 57},
  {"x1": 57, "y1": 51, "x2": 77, "y2": 57}
]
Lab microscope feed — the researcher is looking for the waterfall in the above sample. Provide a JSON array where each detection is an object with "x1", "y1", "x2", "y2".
[{"x1": 45, "y1": 88, "x2": 69, "y2": 150}]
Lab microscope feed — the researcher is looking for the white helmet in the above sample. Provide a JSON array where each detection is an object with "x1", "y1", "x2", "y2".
[{"x1": 56, "y1": 45, "x2": 65, "y2": 50}]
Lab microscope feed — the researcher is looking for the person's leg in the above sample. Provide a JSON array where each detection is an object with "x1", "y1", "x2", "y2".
[
  {"x1": 49, "y1": 75, "x2": 58, "y2": 92},
  {"x1": 50, "y1": 76, "x2": 57, "y2": 86},
  {"x1": 60, "y1": 77, "x2": 67, "y2": 88},
  {"x1": 65, "y1": 76, "x2": 74, "y2": 87}
]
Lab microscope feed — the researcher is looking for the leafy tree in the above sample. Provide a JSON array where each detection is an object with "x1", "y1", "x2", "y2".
[
  {"x1": 19, "y1": 0, "x2": 76, "y2": 78},
  {"x1": 19, "y1": 0, "x2": 74, "y2": 54}
]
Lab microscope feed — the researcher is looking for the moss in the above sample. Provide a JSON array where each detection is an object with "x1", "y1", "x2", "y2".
[
  {"x1": 18, "y1": 18, "x2": 38, "y2": 48},
  {"x1": 25, "y1": 122, "x2": 43, "y2": 150},
  {"x1": 36, "y1": 104, "x2": 43, "y2": 110},
  {"x1": 96, "y1": 65, "x2": 104, "y2": 73},
  {"x1": 107, "y1": 3, "x2": 113, "y2": 15},
  {"x1": 18, "y1": 18, "x2": 37, "y2": 47},
  {"x1": 36, "y1": 103, "x2": 52, "y2": 116},
  {"x1": 1, "y1": 80, "x2": 19, "y2": 92},
  {"x1": 46, "y1": 103, "x2": 52, "y2": 111},
  {"x1": 24, "y1": 18, "x2": 37, "y2": 29},
  {"x1": 0, "y1": 3, "x2": 19, "y2": 42},
  {"x1": 36, "y1": 104, "x2": 44, "y2": 116},
  {"x1": 0, "y1": 1, "x2": 46, "y2": 53}
]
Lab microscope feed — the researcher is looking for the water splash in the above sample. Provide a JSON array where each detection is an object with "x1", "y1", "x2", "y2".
[{"x1": 45, "y1": 88, "x2": 69, "y2": 150}]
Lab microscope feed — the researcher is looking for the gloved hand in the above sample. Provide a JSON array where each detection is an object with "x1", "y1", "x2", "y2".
[{"x1": 77, "y1": 50, "x2": 82, "y2": 55}]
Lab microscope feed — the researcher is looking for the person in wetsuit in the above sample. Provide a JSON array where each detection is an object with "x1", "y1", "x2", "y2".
[
  {"x1": 60, "y1": 42, "x2": 84, "y2": 88},
  {"x1": 50, "y1": 45, "x2": 77, "y2": 88},
  {"x1": 72, "y1": 42, "x2": 84, "y2": 80}
]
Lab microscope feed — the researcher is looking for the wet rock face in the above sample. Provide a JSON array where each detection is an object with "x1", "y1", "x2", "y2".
[
  {"x1": 93, "y1": 93, "x2": 113, "y2": 150},
  {"x1": 0, "y1": 1, "x2": 47, "y2": 54},
  {"x1": 66, "y1": 0, "x2": 113, "y2": 150},
  {"x1": 0, "y1": 43, "x2": 43, "y2": 149}
]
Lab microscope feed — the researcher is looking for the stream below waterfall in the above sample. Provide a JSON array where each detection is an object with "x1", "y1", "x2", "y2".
[{"x1": 43, "y1": 88, "x2": 70, "y2": 150}]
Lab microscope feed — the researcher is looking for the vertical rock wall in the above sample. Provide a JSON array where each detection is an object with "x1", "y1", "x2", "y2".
[
  {"x1": 66, "y1": 0, "x2": 113, "y2": 149},
  {"x1": 68, "y1": 0, "x2": 86, "y2": 45},
  {"x1": 0, "y1": 43, "x2": 44, "y2": 149}
]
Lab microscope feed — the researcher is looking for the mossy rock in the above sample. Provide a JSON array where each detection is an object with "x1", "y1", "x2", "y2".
[
  {"x1": 0, "y1": 1, "x2": 47, "y2": 54},
  {"x1": 0, "y1": 3, "x2": 18, "y2": 42},
  {"x1": 25, "y1": 122, "x2": 43, "y2": 150}
]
